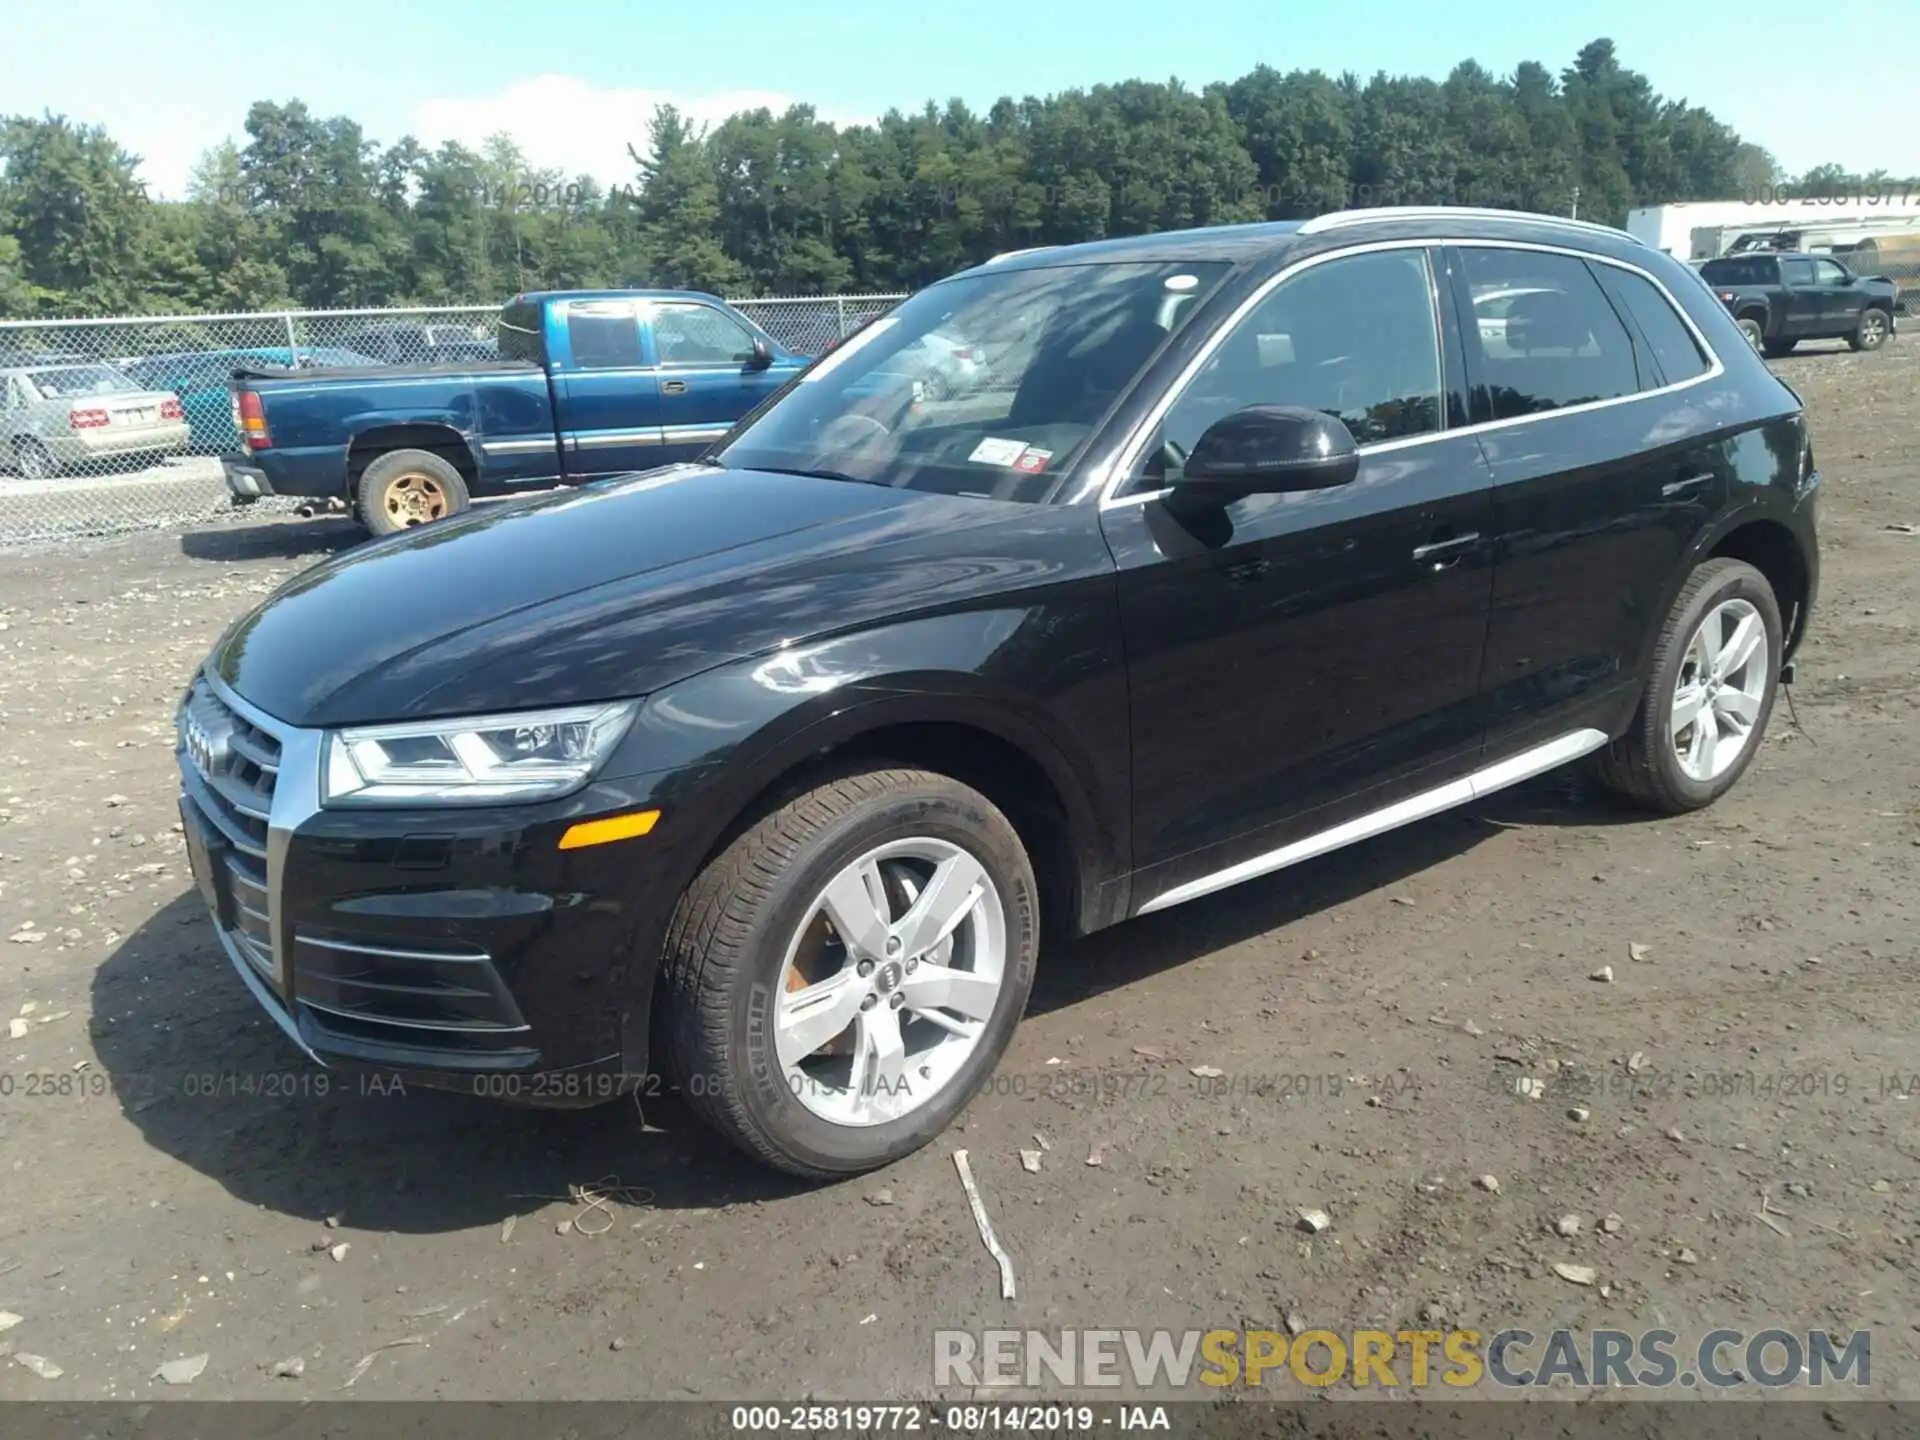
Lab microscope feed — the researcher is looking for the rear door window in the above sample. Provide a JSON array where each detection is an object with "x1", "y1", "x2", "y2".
[
  {"x1": 567, "y1": 302, "x2": 643, "y2": 369},
  {"x1": 1699, "y1": 256, "x2": 1778, "y2": 286},
  {"x1": 1458, "y1": 248, "x2": 1642, "y2": 418}
]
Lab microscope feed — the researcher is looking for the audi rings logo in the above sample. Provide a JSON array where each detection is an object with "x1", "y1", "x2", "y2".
[{"x1": 182, "y1": 710, "x2": 229, "y2": 777}]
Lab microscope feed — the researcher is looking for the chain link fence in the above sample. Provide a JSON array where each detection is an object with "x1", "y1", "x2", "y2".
[{"x1": 0, "y1": 294, "x2": 904, "y2": 546}]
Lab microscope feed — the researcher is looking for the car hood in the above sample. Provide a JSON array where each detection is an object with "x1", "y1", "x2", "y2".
[{"x1": 211, "y1": 464, "x2": 1014, "y2": 727}]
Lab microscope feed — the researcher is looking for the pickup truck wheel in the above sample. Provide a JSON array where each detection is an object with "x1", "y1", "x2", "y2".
[
  {"x1": 356, "y1": 449, "x2": 471, "y2": 536},
  {"x1": 1849, "y1": 308, "x2": 1889, "y2": 352},
  {"x1": 1735, "y1": 316, "x2": 1765, "y2": 351},
  {"x1": 1598, "y1": 558, "x2": 1781, "y2": 815},
  {"x1": 660, "y1": 766, "x2": 1038, "y2": 1178}
]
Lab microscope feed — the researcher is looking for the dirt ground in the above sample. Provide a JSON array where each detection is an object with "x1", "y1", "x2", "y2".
[{"x1": 0, "y1": 337, "x2": 1915, "y2": 1406}]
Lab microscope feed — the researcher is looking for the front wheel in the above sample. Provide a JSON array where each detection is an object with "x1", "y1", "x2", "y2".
[
  {"x1": 1598, "y1": 558, "x2": 1782, "y2": 814},
  {"x1": 356, "y1": 449, "x2": 471, "y2": 536},
  {"x1": 1849, "y1": 308, "x2": 1889, "y2": 352},
  {"x1": 660, "y1": 766, "x2": 1038, "y2": 1178}
]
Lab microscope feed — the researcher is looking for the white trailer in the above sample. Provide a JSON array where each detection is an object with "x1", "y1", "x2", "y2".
[{"x1": 1628, "y1": 199, "x2": 1920, "y2": 259}]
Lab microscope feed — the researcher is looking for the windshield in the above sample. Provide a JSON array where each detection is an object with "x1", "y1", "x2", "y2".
[
  {"x1": 28, "y1": 365, "x2": 139, "y2": 397},
  {"x1": 714, "y1": 260, "x2": 1230, "y2": 502}
]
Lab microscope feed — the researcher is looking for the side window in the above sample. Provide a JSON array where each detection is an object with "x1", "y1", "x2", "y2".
[
  {"x1": 653, "y1": 304, "x2": 760, "y2": 366},
  {"x1": 567, "y1": 303, "x2": 642, "y2": 369},
  {"x1": 1460, "y1": 248, "x2": 1641, "y2": 419},
  {"x1": 1780, "y1": 258, "x2": 1816, "y2": 287},
  {"x1": 1595, "y1": 266, "x2": 1710, "y2": 386},
  {"x1": 1143, "y1": 248, "x2": 1443, "y2": 479},
  {"x1": 1811, "y1": 259, "x2": 1847, "y2": 286}
]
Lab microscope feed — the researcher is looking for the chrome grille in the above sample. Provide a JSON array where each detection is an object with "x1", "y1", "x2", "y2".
[
  {"x1": 179, "y1": 673, "x2": 289, "y2": 985},
  {"x1": 182, "y1": 678, "x2": 280, "y2": 841}
]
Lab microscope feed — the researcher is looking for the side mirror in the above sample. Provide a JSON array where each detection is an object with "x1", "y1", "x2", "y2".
[
  {"x1": 1176, "y1": 405, "x2": 1360, "y2": 500},
  {"x1": 746, "y1": 338, "x2": 774, "y2": 371}
]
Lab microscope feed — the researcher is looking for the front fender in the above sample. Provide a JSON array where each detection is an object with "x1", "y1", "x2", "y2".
[
  {"x1": 613, "y1": 612, "x2": 1131, "y2": 912},
  {"x1": 597, "y1": 603, "x2": 1133, "y2": 1073}
]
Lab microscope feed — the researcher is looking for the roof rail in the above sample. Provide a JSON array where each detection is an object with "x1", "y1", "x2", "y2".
[{"x1": 1296, "y1": 206, "x2": 1644, "y2": 245}]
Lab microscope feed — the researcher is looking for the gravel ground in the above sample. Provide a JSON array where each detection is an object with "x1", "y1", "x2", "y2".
[
  {"x1": 0, "y1": 457, "x2": 305, "y2": 547},
  {"x1": 0, "y1": 338, "x2": 1915, "y2": 1404}
]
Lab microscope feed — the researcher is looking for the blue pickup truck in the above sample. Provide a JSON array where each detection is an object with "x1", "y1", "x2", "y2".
[{"x1": 222, "y1": 290, "x2": 809, "y2": 534}]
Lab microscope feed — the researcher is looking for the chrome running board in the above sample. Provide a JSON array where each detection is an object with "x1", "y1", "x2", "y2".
[{"x1": 1135, "y1": 729, "x2": 1609, "y2": 916}]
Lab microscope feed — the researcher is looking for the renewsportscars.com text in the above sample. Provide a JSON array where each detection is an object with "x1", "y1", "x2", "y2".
[{"x1": 933, "y1": 1327, "x2": 1871, "y2": 1390}]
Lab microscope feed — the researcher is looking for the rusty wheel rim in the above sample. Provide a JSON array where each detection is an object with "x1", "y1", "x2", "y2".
[{"x1": 383, "y1": 473, "x2": 448, "y2": 526}]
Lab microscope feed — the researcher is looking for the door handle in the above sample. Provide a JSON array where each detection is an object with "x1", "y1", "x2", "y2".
[
  {"x1": 662, "y1": 379, "x2": 688, "y2": 395},
  {"x1": 1411, "y1": 531, "x2": 1480, "y2": 566},
  {"x1": 1662, "y1": 472, "x2": 1712, "y2": 498}
]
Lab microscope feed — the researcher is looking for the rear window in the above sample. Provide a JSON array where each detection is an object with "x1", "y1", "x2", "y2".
[
  {"x1": 27, "y1": 365, "x2": 138, "y2": 397},
  {"x1": 1700, "y1": 256, "x2": 1778, "y2": 286}
]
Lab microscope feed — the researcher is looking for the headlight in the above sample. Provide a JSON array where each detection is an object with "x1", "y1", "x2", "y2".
[{"x1": 322, "y1": 701, "x2": 638, "y2": 806}]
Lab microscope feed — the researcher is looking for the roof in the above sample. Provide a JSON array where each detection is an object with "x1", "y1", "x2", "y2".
[
  {"x1": 510, "y1": 288, "x2": 727, "y2": 307},
  {"x1": 960, "y1": 221, "x2": 1308, "y2": 275},
  {"x1": 948, "y1": 207, "x2": 1647, "y2": 282}
]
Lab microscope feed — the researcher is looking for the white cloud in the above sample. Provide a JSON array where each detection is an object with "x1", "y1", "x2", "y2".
[
  {"x1": 409, "y1": 74, "x2": 872, "y2": 190},
  {"x1": 90, "y1": 100, "x2": 234, "y2": 203}
]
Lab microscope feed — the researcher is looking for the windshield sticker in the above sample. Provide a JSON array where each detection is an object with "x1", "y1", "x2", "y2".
[
  {"x1": 968, "y1": 436, "x2": 1029, "y2": 466},
  {"x1": 1013, "y1": 446, "x2": 1053, "y2": 473}
]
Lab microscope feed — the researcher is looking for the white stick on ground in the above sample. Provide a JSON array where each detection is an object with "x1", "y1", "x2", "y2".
[{"x1": 952, "y1": 1148, "x2": 1016, "y2": 1300}]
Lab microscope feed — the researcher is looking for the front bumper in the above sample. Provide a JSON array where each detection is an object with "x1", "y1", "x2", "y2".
[{"x1": 175, "y1": 671, "x2": 675, "y2": 1106}]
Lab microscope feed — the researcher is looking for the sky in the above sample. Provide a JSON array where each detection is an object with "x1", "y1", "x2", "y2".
[{"x1": 2, "y1": 0, "x2": 1915, "y2": 201}]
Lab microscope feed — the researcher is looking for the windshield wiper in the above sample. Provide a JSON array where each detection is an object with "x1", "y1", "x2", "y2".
[{"x1": 750, "y1": 465, "x2": 893, "y2": 488}]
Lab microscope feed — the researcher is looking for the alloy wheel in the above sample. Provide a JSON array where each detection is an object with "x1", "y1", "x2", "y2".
[
  {"x1": 773, "y1": 837, "x2": 1007, "y2": 1127},
  {"x1": 1669, "y1": 597, "x2": 1770, "y2": 783}
]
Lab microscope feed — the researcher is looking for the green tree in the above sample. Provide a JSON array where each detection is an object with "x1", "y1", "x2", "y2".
[
  {"x1": 0, "y1": 113, "x2": 150, "y2": 312},
  {"x1": 0, "y1": 40, "x2": 1817, "y2": 317},
  {"x1": 1222, "y1": 67, "x2": 1353, "y2": 218},
  {"x1": 628, "y1": 106, "x2": 746, "y2": 293}
]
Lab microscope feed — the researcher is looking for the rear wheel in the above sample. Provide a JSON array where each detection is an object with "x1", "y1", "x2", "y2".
[
  {"x1": 12, "y1": 437, "x2": 54, "y2": 480},
  {"x1": 1849, "y1": 307, "x2": 1889, "y2": 352},
  {"x1": 1735, "y1": 316, "x2": 1765, "y2": 351},
  {"x1": 660, "y1": 766, "x2": 1038, "y2": 1178},
  {"x1": 356, "y1": 449, "x2": 471, "y2": 536},
  {"x1": 1598, "y1": 558, "x2": 1782, "y2": 815}
]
